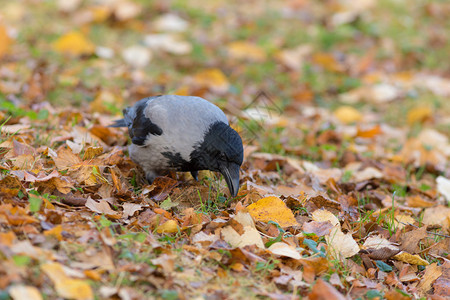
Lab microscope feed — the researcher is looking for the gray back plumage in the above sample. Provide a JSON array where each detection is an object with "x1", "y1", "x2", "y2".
[{"x1": 124, "y1": 95, "x2": 229, "y2": 164}]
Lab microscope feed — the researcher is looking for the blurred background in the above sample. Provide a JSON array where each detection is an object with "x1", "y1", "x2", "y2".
[{"x1": 0, "y1": 0, "x2": 449, "y2": 149}]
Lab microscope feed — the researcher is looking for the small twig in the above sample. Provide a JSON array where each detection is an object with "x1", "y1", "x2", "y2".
[{"x1": 397, "y1": 221, "x2": 450, "y2": 238}]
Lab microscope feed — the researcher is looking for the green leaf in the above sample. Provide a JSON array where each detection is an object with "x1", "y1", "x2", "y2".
[
  {"x1": 160, "y1": 197, "x2": 179, "y2": 210},
  {"x1": 160, "y1": 290, "x2": 178, "y2": 300},
  {"x1": 28, "y1": 195, "x2": 42, "y2": 213},
  {"x1": 264, "y1": 232, "x2": 283, "y2": 248},
  {"x1": 37, "y1": 109, "x2": 49, "y2": 120},
  {"x1": 366, "y1": 289, "x2": 383, "y2": 299},
  {"x1": 13, "y1": 255, "x2": 31, "y2": 266},
  {"x1": 375, "y1": 260, "x2": 392, "y2": 272}
]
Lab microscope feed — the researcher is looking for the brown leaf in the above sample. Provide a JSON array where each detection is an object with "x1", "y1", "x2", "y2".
[
  {"x1": 309, "y1": 278, "x2": 346, "y2": 300},
  {"x1": 399, "y1": 226, "x2": 428, "y2": 254},
  {"x1": 85, "y1": 198, "x2": 121, "y2": 219},
  {"x1": 53, "y1": 147, "x2": 81, "y2": 170},
  {"x1": 302, "y1": 221, "x2": 333, "y2": 237}
]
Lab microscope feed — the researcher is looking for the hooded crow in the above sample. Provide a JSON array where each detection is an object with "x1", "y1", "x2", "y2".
[{"x1": 111, "y1": 95, "x2": 244, "y2": 197}]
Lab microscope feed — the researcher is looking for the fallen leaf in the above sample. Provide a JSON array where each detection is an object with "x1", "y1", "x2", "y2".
[
  {"x1": 394, "y1": 251, "x2": 429, "y2": 266},
  {"x1": 227, "y1": 41, "x2": 266, "y2": 62},
  {"x1": 247, "y1": 196, "x2": 298, "y2": 228},
  {"x1": 153, "y1": 13, "x2": 188, "y2": 32},
  {"x1": 156, "y1": 219, "x2": 179, "y2": 234},
  {"x1": 417, "y1": 263, "x2": 442, "y2": 295},
  {"x1": 41, "y1": 262, "x2": 93, "y2": 300},
  {"x1": 311, "y1": 53, "x2": 344, "y2": 72},
  {"x1": 121, "y1": 45, "x2": 152, "y2": 68},
  {"x1": 437, "y1": 176, "x2": 450, "y2": 201},
  {"x1": 311, "y1": 209, "x2": 339, "y2": 226},
  {"x1": 122, "y1": 203, "x2": 142, "y2": 219},
  {"x1": 309, "y1": 278, "x2": 346, "y2": 300},
  {"x1": 9, "y1": 285, "x2": 42, "y2": 300},
  {"x1": 422, "y1": 205, "x2": 450, "y2": 231},
  {"x1": 52, "y1": 31, "x2": 95, "y2": 55},
  {"x1": 399, "y1": 226, "x2": 428, "y2": 253},
  {"x1": 407, "y1": 106, "x2": 433, "y2": 124},
  {"x1": 356, "y1": 124, "x2": 382, "y2": 138},
  {"x1": 268, "y1": 242, "x2": 301, "y2": 259},
  {"x1": 221, "y1": 212, "x2": 264, "y2": 249},
  {"x1": 44, "y1": 225, "x2": 63, "y2": 241},
  {"x1": 192, "y1": 69, "x2": 230, "y2": 94},
  {"x1": 0, "y1": 24, "x2": 12, "y2": 58},
  {"x1": 85, "y1": 198, "x2": 121, "y2": 219},
  {"x1": 334, "y1": 106, "x2": 362, "y2": 124},
  {"x1": 326, "y1": 227, "x2": 360, "y2": 259}
]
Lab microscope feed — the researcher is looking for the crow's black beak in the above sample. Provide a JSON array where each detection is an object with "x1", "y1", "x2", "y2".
[{"x1": 219, "y1": 162, "x2": 240, "y2": 197}]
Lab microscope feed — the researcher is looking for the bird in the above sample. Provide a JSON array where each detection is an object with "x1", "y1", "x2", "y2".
[{"x1": 111, "y1": 95, "x2": 244, "y2": 197}]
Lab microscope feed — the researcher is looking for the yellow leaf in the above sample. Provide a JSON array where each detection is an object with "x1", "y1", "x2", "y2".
[
  {"x1": 311, "y1": 52, "x2": 344, "y2": 72},
  {"x1": 83, "y1": 146, "x2": 103, "y2": 160},
  {"x1": 334, "y1": 106, "x2": 362, "y2": 124},
  {"x1": 9, "y1": 285, "x2": 42, "y2": 300},
  {"x1": 407, "y1": 106, "x2": 432, "y2": 125},
  {"x1": 52, "y1": 31, "x2": 95, "y2": 56},
  {"x1": 227, "y1": 41, "x2": 266, "y2": 62},
  {"x1": 193, "y1": 68, "x2": 230, "y2": 93},
  {"x1": 247, "y1": 196, "x2": 298, "y2": 228},
  {"x1": 44, "y1": 225, "x2": 63, "y2": 241},
  {"x1": 0, "y1": 25, "x2": 12, "y2": 58},
  {"x1": 394, "y1": 251, "x2": 429, "y2": 266},
  {"x1": 41, "y1": 262, "x2": 93, "y2": 300},
  {"x1": 156, "y1": 219, "x2": 179, "y2": 234}
]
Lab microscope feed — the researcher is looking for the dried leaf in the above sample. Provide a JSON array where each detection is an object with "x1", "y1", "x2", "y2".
[
  {"x1": 268, "y1": 242, "x2": 301, "y2": 259},
  {"x1": 85, "y1": 198, "x2": 121, "y2": 219},
  {"x1": 394, "y1": 251, "x2": 429, "y2": 266},
  {"x1": 52, "y1": 31, "x2": 95, "y2": 55},
  {"x1": 334, "y1": 106, "x2": 362, "y2": 124},
  {"x1": 326, "y1": 227, "x2": 360, "y2": 259},
  {"x1": 192, "y1": 69, "x2": 230, "y2": 93},
  {"x1": 0, "y1": 24, "x2": 13, "y2": 58},
  {"x1": 41, "y1": 262, "x2": 93, "y2": 300},
  {"x1": 309, "y1": 278, "x2": 346, "y2": 300},
  {"x1": 227, "y1": 41, "x2": 266, "y2": 62},
  {"x1": 9, "y1": 285, "x2": 42, "y2": 300},
  {"x1": 156, "y1": 219, "x2": 179, "y2": 234},
  {"x1": 247, "y1": 196, "x2": 298, "y2": 228}
]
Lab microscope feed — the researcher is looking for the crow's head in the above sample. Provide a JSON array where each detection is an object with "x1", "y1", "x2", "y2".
[{"x1": 191, "y1": 121, "x2": 243, "y2": 197}]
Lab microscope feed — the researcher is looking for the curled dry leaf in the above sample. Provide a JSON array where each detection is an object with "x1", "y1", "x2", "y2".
[
  {"x1": 221, "y1": 212, "x2": 264, "y2": 249},
  {"x1": 268, "y1": 242, "x2": 301, "y2": 259}
]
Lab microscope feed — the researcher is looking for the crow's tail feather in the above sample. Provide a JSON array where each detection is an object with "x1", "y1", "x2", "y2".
[{"x1": 109, "y1": 119, "x2": 127, "y2": 127}]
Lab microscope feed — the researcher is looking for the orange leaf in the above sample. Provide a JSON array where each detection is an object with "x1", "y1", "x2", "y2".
[
  {"x1": 356, "y1": 124, "x2": 382, "y2": 138},
  {"x1": 44, "y1": 225, "x2": 63, "y2": 241},
  {"x1": 311, "y1": 53, "x2": 344, "y2": 72},
  {"x1": 246, "y1": 196, "x2": 298, "y2": 228},
  {"x1": 0, "y1": 25, "x2": 12, "y2": 58}
]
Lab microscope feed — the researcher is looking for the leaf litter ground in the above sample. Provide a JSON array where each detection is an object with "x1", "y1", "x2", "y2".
[{"x1": 0, "y1": 0, "x2": 450, "y2": 299}]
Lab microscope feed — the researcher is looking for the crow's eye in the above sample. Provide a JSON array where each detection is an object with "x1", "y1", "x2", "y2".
[{"x1": 218, "y1": 153, "x2": 227, "y2": 161}]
